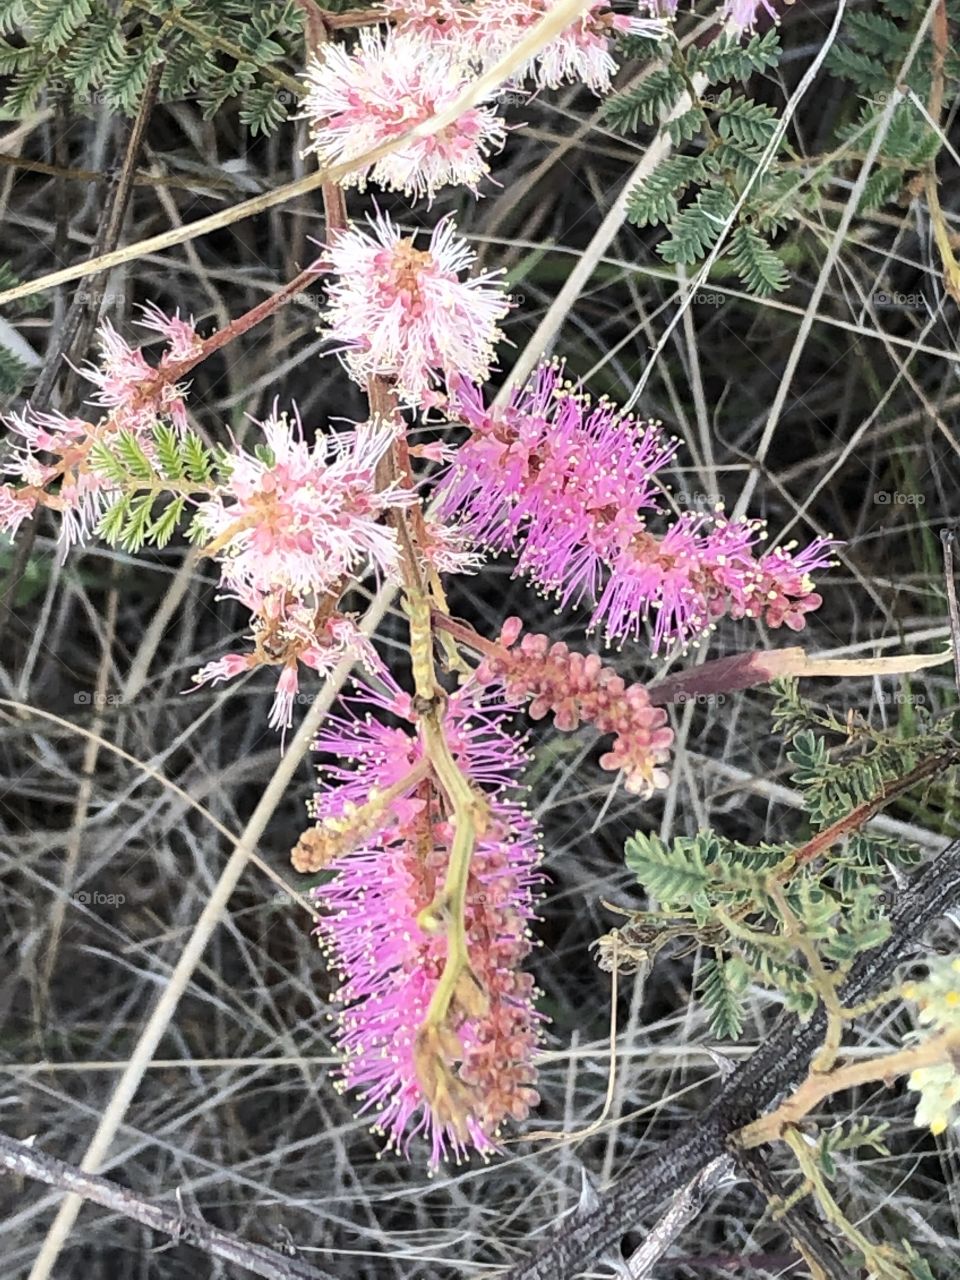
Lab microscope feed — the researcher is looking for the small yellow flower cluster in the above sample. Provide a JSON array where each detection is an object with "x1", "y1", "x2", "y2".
[{"x1": 904, "y1": 958, "x2": 960, "y2": 1136}]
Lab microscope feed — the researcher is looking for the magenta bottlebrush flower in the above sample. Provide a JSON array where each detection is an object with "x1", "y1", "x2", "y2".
[
  {"x1": 437, "y1": 360, "x2": 678, "y2": 608},
  {"x1": 733, "y1": 536, "x2": 838, "y2": 632},
  {"x1": 195, "y1": 409, "x2": 408, "y2": 603},
  {"x1": 299, "y1": 675, "x2": 542, "y2": 1165},
  {"x1": 437, "y1": 363, "x2": 836, "y2": 652},
  {"x1": 323, "y1": 212, "x2": 511, "y2": 407},
  {"x1": 79, "y1": 305, "x2": 200, "y2": 433},
  {"x1": 299, "y1": 28, "x2": 508, "y2": 201}
]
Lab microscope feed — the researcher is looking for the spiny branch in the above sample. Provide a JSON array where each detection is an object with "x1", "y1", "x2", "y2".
[{"x1": 0, "y1": 1131, "x2": 335, "y2": 1280}]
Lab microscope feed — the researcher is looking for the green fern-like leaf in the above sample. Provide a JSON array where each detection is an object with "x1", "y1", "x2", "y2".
[
  {"x1": 119, "y1": 493, "x2": 157, "y2": 552},
  {"x1": 689, "y1": 29, "x2": 780, "y2": 82},
  {"x1": 153, "y1": 424, "x2": 185, "y2": 482},
  {"x1": 97, "y1": 497, "x2": 129, "y2": 545},
  {"x1": 0, "y1": 57, "x2": 50, "y2": 117},
  {"x1": 657, "y1": 186, "x2": 735, "y2": 266},
  {"x1": 712, "y1": 89, "x2": 778, "y2": 149},
  {"x1": 726, "y1": 224, "x2": 788, "y2": 295},
  {"x1": 150, "y1": 495, "x2": 186, "y2": 548},
  {"x1": 239, "y1": 82, "x2": 290, "y2": 136},
  {"x1": 0, "y1": 0, "x2": 27, "y2": 36},
  {"x1": 626, "y1": 154, "x2": 708, "y2": 228},
  {"x1": 102, "y1": 36, "x2": 162, "y2": 112},
  {"x1": 60, "y1": 6, "x2": 124, "y2": 93},
  {"x1": 698, "y1": 953, "x2": 746, "y2": 1040},
  {"x1": 599, "y1": 65, "x2": 685, "y2": 134},
  {"x1": 614, "y1": 32, "x2": 664, "y2": 61},
  {"x1": 825, "y1": 44, "x2": 892, "y2": 94},
  {"x1": 860, "y1": 166, "x2": 906, "y2": 211},
  {"x1": 664, "y1": 106, "x2": 707, "y2": 147},
  {"x1": 113, "y1": 430, "x2": 155, "y2": 482},
  {"x1": 30, "y1": 0, "x2": 92, "y2": 50},
  {"x1": 0, "y1": 342, "x2": 30, "y2": 395},
  {"x1": 183, "y1": 431, "x2": 215, "y2": 486},
  {"x1": 625, "y1": 831, "x2": 712, "y2": 911}
]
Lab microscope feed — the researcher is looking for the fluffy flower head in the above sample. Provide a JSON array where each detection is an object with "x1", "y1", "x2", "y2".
[
  {"x1": 195, "y1": 409, "x2": 408, "y2": 603},
  {"x1": 300, "y1": 28, "x2": 507, "y2": 200},
  {"x1": 323, "y1": 212, "x2": 511, "y2": 406}
]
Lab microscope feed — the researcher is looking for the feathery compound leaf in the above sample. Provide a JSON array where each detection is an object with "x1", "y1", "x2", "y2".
[
  {"x1": 0, "y1": 0, "x2": 26, "y2": 35},
  {"x1": 153, "y1": 424, "x2": 186, "y2": 481},
  {"x1": 698, "y1": 954, "x2": 746, "y2": 1040},
  {"x1": 113, "y1": 430, "x2": 155, "y2": 482},
  {"x1": 0, "y1": 343, "x2": 30, "y2": 396},
  {"x1": 615, "y1": 33, "x2": 664, "y2": 61},
  {"x1": 599, "y1": 65, "x2": 685, "y2": 134},
  {"x1": 657, "y1": 186, "x2": 735, "y2": 266},
  {"x1": 97, "y1": 497, "x2": 129, "y2": 546},
  {"x1": 726, "y1": 224, "x2": 788, "y2": 295},
  {"x1": 183, "y1": 431, "x2": 215, "y2": 485},
  {"x1": 825, "y1": 44, "x2": 892, "y2": 93},
  {"x1": 1, "y1": 59, "x2": 51, "y2": 117},
  {"x1": 102, "y1": 36, "x2": 162, "y2": 112},
  {"x1": 689, "y1": 29, "x2": 780, "y2": 82},
  {"x1": 239, "y1": 82, "x2": 291, "y2": 136},
  {"x1": 120, "y1": 493, "x2": 157, "y2": 552},
  {"x1": 150, "y1": 496, "x2": 186, "y2": 549},
  {"x1": 712, "y1": 89, "x2": 779, "y2": 148},
  {"x1": 33, "y1": 0, "x2": 92, "y2": 50},
  {"x1": 625, "y1": 831, "x2": 711, "y2": 910},
  {"x1": 60, "y1": 6, "x2": 124, "y2": 93},
  {"x1": 664, "y1": 106, "x2": 707, "y2": 146},
  {"x1": 626, "y1": 154, "x2": 708, "y2": 228},
  {"x1": 88, "y1": 441, "x2": 129, "y2": 486}
]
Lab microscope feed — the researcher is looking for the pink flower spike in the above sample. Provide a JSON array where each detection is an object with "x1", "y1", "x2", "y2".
[
  {"x1": 324, "y1": 211, "x2": 511, "y2": 407},
  {"x1": 475, "y1": 624, "x2": 673, "y2": 798},
  {"x1": 301, "y1": 676, "x2": 543, "y2": 1166},
  {"x1": 299, "y1": 27, "x2": 508, "y2": 201},
  {"x1": 746, "y1": 536, "x2": 840, "y2": 632},
  {"x1": 381, "y1": 0, "x2": 666, "y2": 93},
  {"x1": 77, "y1": 316, "x2": 192, "y2": 434}
]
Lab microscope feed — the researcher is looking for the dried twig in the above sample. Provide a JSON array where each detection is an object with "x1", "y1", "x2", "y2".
[{"x1": 0, "y1": 1131, "x2": 334, "y2": 1280}]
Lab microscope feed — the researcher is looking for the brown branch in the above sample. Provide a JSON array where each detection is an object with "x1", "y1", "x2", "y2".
[
  {"x1": 738, "y1": 1026, "x2": 960, "y2": 1148},
  {"x1": 0, "y1": 1131, "x2": 334, "y2": 1280},
  {"x1": 785, "y1": 744, "x2": 960, "y2": 871}
]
